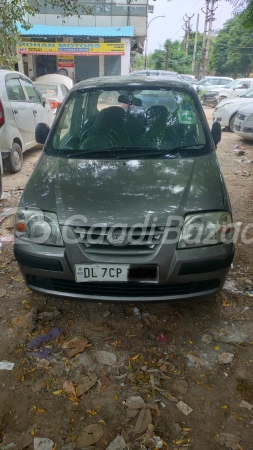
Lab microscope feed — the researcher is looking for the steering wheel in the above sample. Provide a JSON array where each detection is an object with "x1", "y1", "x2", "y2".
[{"x1": 81, "y1": 126, "x2": 120, "y2": 146}]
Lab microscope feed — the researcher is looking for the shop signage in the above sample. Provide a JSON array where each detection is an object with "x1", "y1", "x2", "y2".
[
  {"x1": 19, "y1": 42, "x2": 125, "y2": 56},
  {"x1": 57, "y1": 55, "x2": 75, "y2": 67}
]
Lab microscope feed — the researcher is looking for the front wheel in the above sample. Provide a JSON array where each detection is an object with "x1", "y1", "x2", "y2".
[
  {"x1": 229, "y1": 113, "x2": 237, "y2": 132},
  {"x1": 4, "y1": 142, "x2": 23, "y2": 173}
]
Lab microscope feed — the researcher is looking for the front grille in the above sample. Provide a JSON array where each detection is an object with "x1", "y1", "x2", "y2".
[
  {"x1": 236, "y1": 113, "x2": 246, "y2": 120},
  {"x1": 73, "y1": 226, "x2": 165, "y2": 256},
  {"x1": 234, "y1": 124, "x2": 241, "y2": 131},
  {"x1": 243, "y1": 127, "x2": 253, "y2": 133},
  {"x1": 28, "y1": 276, "x2": 220, "y2": 298}
]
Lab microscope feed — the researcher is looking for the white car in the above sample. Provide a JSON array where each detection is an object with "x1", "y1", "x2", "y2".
[
  {"x1": 213, "y1": 87, "x2": 253, "y2": 131},
  {"x1": 218, "y1": 78, "x2": 253, "y2": 102},
  {"x1": 35, "y1": 74, "x2": 73, "y2": 114},
  {"x1": 196, "y1": 76, "x2": 234, "y2": 93},
  {"x1": 0, "y1": 152, "x2": 3, "y2": 198},
  {"x1": 202, "y1": 79, "x2": 245, "y2": 106},
  {"x1": 233, "y1": 103, "x2": 253, "y2": 140},
  {"x1": 0, "y1": 70, "x2": 54, "y2": 173}
]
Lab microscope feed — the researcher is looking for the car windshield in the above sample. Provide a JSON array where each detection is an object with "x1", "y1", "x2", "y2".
[
  {"x1": 35, "y1": 83, "x2": 58, "y2": 96},
  {"x1": 240, "y1": 87, "x2": 253, "y2": 98},
  {"x1": 46, "y1": 87, "x2": 208, "y2": 159}
]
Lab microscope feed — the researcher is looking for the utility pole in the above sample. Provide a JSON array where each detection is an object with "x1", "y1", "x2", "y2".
[
  {"x1": 183, "y1": 14, "x2": 194, "y2": 56},
  {"x1": 199, "y1": 0, "x2": 210, "y2": 78},
  {"x1": 165, "y1": 42, "x2": 170, "y2": 70},
  {"x1": 192, "y1": 13, "x2": 200, "y2": 75},
  {"x1": 204, "y1": 0, "x2": 218, "y2": 75}
]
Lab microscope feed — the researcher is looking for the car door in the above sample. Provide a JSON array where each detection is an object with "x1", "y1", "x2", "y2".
[
  {"x1": 20, "y1": 78, "x2": 54, "y2": 128},
  {"x1": 5, "y1": 76, "x2": 36, "y2": 145},
  {"x1": 232, "y1": 80, "x2": 251, "y2": 97}
]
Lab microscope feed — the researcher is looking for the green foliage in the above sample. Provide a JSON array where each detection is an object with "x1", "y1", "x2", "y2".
[
  {"x1": 0, "y1": 0, "x2": 92, "y2": 65},
  {"x1": 210, "y1": 15, "x2": 253, "y2": 77},
  {"x1": 149, "y1": 39, "x2": 193, "y2": 73}
]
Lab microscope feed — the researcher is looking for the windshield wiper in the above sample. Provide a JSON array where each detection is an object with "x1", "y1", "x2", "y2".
[{"x1": 56, "y1": 144, "x2": 206, "y2": 160}]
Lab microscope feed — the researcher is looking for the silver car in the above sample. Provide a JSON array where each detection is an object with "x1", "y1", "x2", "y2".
[{"x1": 14, "y1": 75, "x2": 234, "y2": 301}]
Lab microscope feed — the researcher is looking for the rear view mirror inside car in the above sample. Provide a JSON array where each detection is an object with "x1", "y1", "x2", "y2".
[{"x1": 118, "y1": 94, "x2": 142, "y2": 107}]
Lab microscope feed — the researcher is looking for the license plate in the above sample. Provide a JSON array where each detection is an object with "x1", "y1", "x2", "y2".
[{"x1": 75, "y1": 264, "x2": 129, "y2": 283}]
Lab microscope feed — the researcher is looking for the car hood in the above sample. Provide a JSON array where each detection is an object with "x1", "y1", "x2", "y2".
[
  {"x1": 216, "y1": 97, "x2": 253, "y2": 109},
  {"x1": 20, "y1": 153, "x2": 224, "y2": 226},
  {"x1": 236, "y1": 103, "x2": 253, "y2": 116}
]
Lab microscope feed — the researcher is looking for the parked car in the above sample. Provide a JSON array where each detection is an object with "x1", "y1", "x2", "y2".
[
  {"x1": 0, "y1": 70, "x2": 54, "y2": 173},
  {"x1": 129, "y1": 70, "x2": 177, "y2": 76},
  {"x1": 35, "y1": 74, "x2": 73, "y2": 114},
  {"x1": 180, "y1": 74, "x2": 197, "y2": 86},
  {"x1": 233, "y1": 104, "x2": 253, "y2": 139},
  {"x1": 217, "y1": 78, "x2": 253, "y2": 102},
  {"x1": 196, "y1": 76, "x2": 234, "y2": 94},
  {"x1": 202, "y1": 79, "x2": 241, "y2": 106},
  {"x1": 213, "y1": 86, "x2": 253, "y2": 130},
  {"x1": 14, "y1": 75, "x2": 234, "y2": 301}
]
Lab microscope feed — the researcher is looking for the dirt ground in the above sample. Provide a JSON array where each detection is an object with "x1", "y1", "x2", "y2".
[{"x1": 0, "y1": 109, "x2": 253, "y2": 450}]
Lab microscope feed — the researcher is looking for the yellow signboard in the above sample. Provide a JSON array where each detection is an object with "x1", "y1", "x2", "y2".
[
  {"x1": 57, "y1": 55, "x2": 75, "y2": 67},
  {"x1": 19, "y1": 42, "x2": 125, "y2": 56}
]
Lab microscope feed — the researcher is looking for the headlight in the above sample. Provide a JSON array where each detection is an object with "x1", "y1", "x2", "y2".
[
  {"x1": 178, "y1": 212, "x2": 234, "y2": 249},
  {"x1": 15, "y1": 208, "x2": 63, "y2": 246},
  {"x1": 247, "y1": 114, "x2": 253, "y2": 121},
  {"x1": 216, "y1": 103, "x2": 230, "y2": 112}
]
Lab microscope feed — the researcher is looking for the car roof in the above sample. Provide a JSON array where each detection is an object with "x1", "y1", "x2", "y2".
[{"x1": 72, "y1": 75, "x2": 190, "y2": 92}]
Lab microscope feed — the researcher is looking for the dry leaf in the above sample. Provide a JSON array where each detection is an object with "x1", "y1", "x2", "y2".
[
  {"x1": 125, "y1": 396, "x2": 147, "y2": 410},
  {"x1": 76, "y1": 373, "x2": 97, "y2": 397},
  {"x1": 99, "y1": 385, "x2": 107, "y2": 395},
  {"x1": 134, "y1": 408, "x2": 152, "y2": 434},
  {"x1": 114, "y1": 395, "x2": 119, "y2": 401},
  {"x1": 52, "y1": 390, "x2": 64, "y2": 395},
  {"x1": 37, "y1": 408, "x2": 46, "y2": 413},
  {"x1": 132, "y1": 354, "x2": 140, "y2": 361},
  {"x1": 66, "y1": 337, "x2": 89, "y2": 359},
  {"x1": 75, "y1": 424, "x2": 104, "y2": 449},
  {"x1": 87, "y1": 409, "x2": 97, "y2": 416},
  {"x1": 63, "y1": 380, "x2": 76, "y2": 397}
]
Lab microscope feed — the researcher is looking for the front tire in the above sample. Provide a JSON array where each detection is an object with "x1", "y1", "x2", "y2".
[
  {"x1": 4, "y1": 142, "x2": 23, "y2": 173},
  {"x1": 229, "y1": 113, "x2": 237, "y2": 132}
]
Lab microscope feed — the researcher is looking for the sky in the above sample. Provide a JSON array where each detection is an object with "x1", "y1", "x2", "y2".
[{"x1": 147, "y1": 0, "x2": 234, "y2": 53}]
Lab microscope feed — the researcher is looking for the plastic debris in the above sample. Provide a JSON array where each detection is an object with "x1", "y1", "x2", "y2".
[
  {"x1": 0, "y1": 362, "x2": 15, "y2": 370},
  {"x1": 65, "y1": 336, "x2": 89, "y2": 359},
  {"x1": 156, "y1": 332, "x2": 170, "y2": 344},
  {"x1": 240, "y1": 400, "x2": 253, "y2": 410},
  {"x1": 218, "y1": 352, "x2": 234, "y2": 364},
  {"x1": 187, "y1": 353, "x2": 206, "y2": 365},
  {"x1": 95, "y1": 350, "x2": 117, "y2": 366},
  {"x1": 176, "y1": 401, "x2": 193, "y2": 416},
  {"x1": 106, "y1": 435, "x2": 126, "y2": 450},
  {"x1": 247, "y1": 291, "x2": 253, "y2": 297},
  {"x1": 133, "y1": 307, "x2": 141, "y2": 317},
  {"x1": 0, "y1": 288, "x2": 6, "y2": 298},
  {"x1": 75, "y1": 424, "x2": 104, "y2": 448},
  {"x1": 213, "y1": 330, "x2": 248, "y2": 343},
  {"x1": 28, "y1": 349, "x2": 52, "y2": 360},
  {"x1": 27, "y1": 328, "x2": 64, "y2": 349},
  {"x1": 0, "y1": 234, "x2": 14, "y2": 244},
  {"x1": 216, "y1": 432, "x2": 241, "y2": 450},
  {"x1": 34, "y1": 438, "x2": 55, "y2": 450},
  {"x1": 1, "y1": 192, "x2": 11, "y2": 199}
]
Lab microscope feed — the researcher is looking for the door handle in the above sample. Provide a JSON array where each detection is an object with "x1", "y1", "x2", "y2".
[
  {"x1": 33, "y1": 110, "x2": 37, "y2": 115},
  {"x1": 13, "y1": 110, "x2": 18, "y2": 114}
]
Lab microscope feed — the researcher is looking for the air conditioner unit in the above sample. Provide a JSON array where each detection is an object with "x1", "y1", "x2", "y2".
[{"x1": 148, "y1": 5, "x2": 154, "y2": 13}]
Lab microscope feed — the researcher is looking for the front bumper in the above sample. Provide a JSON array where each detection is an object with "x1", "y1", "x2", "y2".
[
  {"x1": 213, "y1": 111, "x2": 231, "y2": 128},
  {"x1": 14, "y1": 242, "x2": 234, "y2": 301}
]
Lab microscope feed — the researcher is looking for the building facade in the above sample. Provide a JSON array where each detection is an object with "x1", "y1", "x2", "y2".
[{"x1": 19, "y1": 0, "x2": 148, "y2": 81}]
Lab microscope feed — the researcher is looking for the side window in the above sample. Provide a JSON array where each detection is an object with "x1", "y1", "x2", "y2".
[
  {"x1": 21, "y1": 79, "x2": 41, "y2": 103},
  {"x1": 6, "y1": 78, "x2": 26, "y2": 102},
  {"x1": 61, "y1": 84, "x2": 69, "y2": 96}
]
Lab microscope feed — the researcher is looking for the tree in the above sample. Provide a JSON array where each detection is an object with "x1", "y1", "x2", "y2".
[
  {"x1": 0, "y1": 0, "x2": 92, "y2": 65},
  {"x1": 210, "y1": 15, "x2": 253, "y2": 77},
  {"x1": 228, "y1": 0, "x2": 253, "y2": 29},
  {"x1": 149, "y1": 39, "x2": 193, "y2": 73}
]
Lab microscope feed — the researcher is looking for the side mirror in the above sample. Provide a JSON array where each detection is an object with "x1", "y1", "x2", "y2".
[
  {"x1": 35, "y1": 123, "x2": 50, "y2": 145},
  {"x1": 211, "y1": 121, "x2": 222, "y2": 146}
]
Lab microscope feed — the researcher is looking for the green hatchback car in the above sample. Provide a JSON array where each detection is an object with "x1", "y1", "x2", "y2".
[{"x1": 14, "y1": 75, "x2": 234, "y2": 301}]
